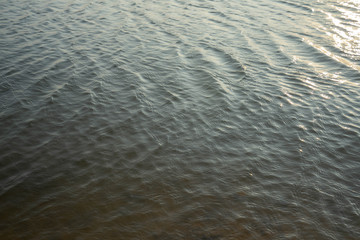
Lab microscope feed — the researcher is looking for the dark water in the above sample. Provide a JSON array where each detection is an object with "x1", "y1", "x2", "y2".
[{"x1": 1, "y1": 0, "x2": 359, "y2": 239}]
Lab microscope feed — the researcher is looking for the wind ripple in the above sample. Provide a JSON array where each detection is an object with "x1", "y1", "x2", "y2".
[{"x1": 0, "y1": 0, "x2": 359, "y2": 239}]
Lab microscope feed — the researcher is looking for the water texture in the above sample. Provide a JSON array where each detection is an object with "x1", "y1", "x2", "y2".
[{"x1": 0, "y1": 0, "x2": 359, "y2": 239}]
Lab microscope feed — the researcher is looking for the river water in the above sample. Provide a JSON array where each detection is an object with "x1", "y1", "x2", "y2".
[{"x1": 1, "y1": 0, "x2": 359, "y2": 239}]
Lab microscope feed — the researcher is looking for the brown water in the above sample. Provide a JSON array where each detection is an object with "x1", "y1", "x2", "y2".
[{"x1": 1, "y1": 0, "x2": 360, "y2": 239}]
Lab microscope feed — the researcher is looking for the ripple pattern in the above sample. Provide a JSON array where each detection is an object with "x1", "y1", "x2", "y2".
[{"x1": 1, "y1": 0, "x2": 359, "y2": 239}]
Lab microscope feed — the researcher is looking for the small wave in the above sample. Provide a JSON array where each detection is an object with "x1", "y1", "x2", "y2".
[
  {"x1": 277, "y1": 0, "x2": 314, "y2": 13},
  {"x1": 303, "y1": 38, "x2": 360, "y2": 72}
]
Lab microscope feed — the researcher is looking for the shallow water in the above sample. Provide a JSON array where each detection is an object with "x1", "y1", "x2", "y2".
[{"x1": 0, "y1": 0, "x2": 359, "y2": 239}]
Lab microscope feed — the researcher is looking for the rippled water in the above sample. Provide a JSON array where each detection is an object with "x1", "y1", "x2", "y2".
[{"x1": 1, "y1": 0, "x2": 359, "y2": 239}]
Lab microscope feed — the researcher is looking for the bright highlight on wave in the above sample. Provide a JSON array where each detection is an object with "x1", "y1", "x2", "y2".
[{"x1": 328, "y1": 0, "x2": 360, "y2": 60}]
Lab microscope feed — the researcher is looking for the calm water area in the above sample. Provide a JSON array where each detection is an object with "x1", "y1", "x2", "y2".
[{"x1": 1, "y1": 0, "x2": 360, "y2": 239}]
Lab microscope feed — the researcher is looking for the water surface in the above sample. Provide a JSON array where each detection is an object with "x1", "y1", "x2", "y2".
[{"x1": 1, "y1": 0, "x2": 359, "y2": 239}]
